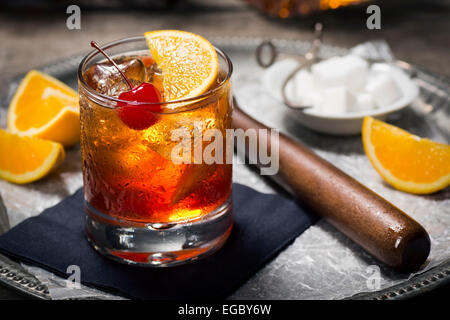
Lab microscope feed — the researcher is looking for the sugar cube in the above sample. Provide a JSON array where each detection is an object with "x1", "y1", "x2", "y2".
[
  {"x1": 318, "y1": 86, "x2": 356, "y2": 115},
  {"x1": 370, "y1": 63, "x2": 392, "y2": 76},
  {"x1": 351, "y1": 93, "x2": 376, "y2": 112},
  {"x1": 303, "y1": 92, "x2": 323, "y2": 108},
  {"x1": 285, "y1": 70, "x2": 316, "y2": 105},
  {"x1": 312, "y1": 55, "x2": 368, "y2": 92},
  {"x1": 365, "y1": 73, "x2": 402, "y2": 108},
  {"x1": 312, "y1": 57, "x2": 349, "y2": 89},
  {"x1": 341, "y1": 55, "x2": 368, "y2": 92}
]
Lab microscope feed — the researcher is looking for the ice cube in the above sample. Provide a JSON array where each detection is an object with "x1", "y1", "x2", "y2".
[
  {"x1": 171, "y1": 163, "x2": 217, "y2": 204},
  {"x1": 351, "y1": 93, "x2": 376, "y2": 112},
  {"x1": 83, "y1": 57, "x2": 146, "y2": 97},
  {"x1": 312, "y1": 55, "x2": 368, "y2": 92},
  {"x1": 365, "y1": 73, "x2": 402, "y2": 108},
  {"x1": 318, "y1": 86, "x2": 356, "y2": 115}
]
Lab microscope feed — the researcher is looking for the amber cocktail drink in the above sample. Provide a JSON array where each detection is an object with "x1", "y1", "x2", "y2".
[{"x1": 78, "y1": 35, "x2": 233, "y2": 266}]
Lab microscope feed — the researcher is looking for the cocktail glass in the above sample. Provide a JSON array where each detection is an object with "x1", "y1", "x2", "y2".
[{"x1": 77, "y1": 36, "x2": 233, "y2": 266}]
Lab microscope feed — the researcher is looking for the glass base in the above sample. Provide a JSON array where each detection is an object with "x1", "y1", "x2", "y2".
[{"x1": 85, "y1": 197, "x2": 233, "y2": 267}]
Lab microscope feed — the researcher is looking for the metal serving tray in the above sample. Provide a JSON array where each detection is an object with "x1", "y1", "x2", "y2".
[{"x1": 0, "y1": 36, "x2": 448, "y2": 300}]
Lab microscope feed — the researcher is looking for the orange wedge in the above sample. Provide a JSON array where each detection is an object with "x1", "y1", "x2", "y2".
[
  {"x1": 362, "y1": 117, "x2": 450, "y2": 194},
  {"x1": 8, "y1": 70, "x2": 80, "y2": 146},
  {"x1": 144, "y1": 30, "x2": 218, "y2": 102},
  {"x1": 0, "y1": 129, "x2": 65, "y2": 184}
]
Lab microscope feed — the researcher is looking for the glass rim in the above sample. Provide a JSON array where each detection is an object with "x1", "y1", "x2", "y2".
[{"x1": 77, "y1": 35, "x2": 233, "y2": 110}]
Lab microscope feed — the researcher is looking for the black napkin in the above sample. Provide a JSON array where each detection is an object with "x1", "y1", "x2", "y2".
[{"x1": 0, "y1": 183, "x2": 317, "y2": 299}]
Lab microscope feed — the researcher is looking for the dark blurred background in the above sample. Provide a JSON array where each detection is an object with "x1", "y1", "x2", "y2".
[{"x1": 0, "y1": 0, "x2": 449, "y2": 78}]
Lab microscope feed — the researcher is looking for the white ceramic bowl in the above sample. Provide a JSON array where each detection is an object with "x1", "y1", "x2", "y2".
[{"x1": 264, "y1": 60, "x2": 419, "y2": 135}]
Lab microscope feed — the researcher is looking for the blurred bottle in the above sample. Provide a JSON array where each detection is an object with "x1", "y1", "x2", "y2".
[{"x1": 245, "y1": 0, "x2": 370, "y2": 18}]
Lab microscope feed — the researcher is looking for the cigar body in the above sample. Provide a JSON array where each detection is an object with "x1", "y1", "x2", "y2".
[{"x1": 232, "y1": 104, "x2": 430, "y2": 271}]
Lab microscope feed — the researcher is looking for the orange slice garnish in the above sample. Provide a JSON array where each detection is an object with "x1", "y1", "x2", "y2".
[
  {"x1": 0, "y1": 129, "x2": 65, "y2": 184},
  {"x1": 8, "y1": 70, "x2": 79, "y2": 146},
  {"x1": 362, "y1": 117, "x2": 450, "y2": 194},
  {"x1": 144, "y1": 30, "x2": 218, "y2": 102}
]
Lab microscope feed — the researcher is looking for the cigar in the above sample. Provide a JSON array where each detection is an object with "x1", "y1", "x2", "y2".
[{"x1": 232, "y1": 100, "x2": 430, "y2": 271}]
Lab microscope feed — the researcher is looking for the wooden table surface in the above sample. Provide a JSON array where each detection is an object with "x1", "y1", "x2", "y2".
[{"x1": 0, "y1": 0, "x2": 449, "y2": 299}]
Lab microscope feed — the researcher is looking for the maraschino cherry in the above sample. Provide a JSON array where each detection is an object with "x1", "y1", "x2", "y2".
[{"x1": 90, "y1": 41, "x2": 162, "y2": 130}]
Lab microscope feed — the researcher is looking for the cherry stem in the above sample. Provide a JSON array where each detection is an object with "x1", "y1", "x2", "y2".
[{"x1": 90, "y1": 41, "x2": 134, "y2": 90}]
